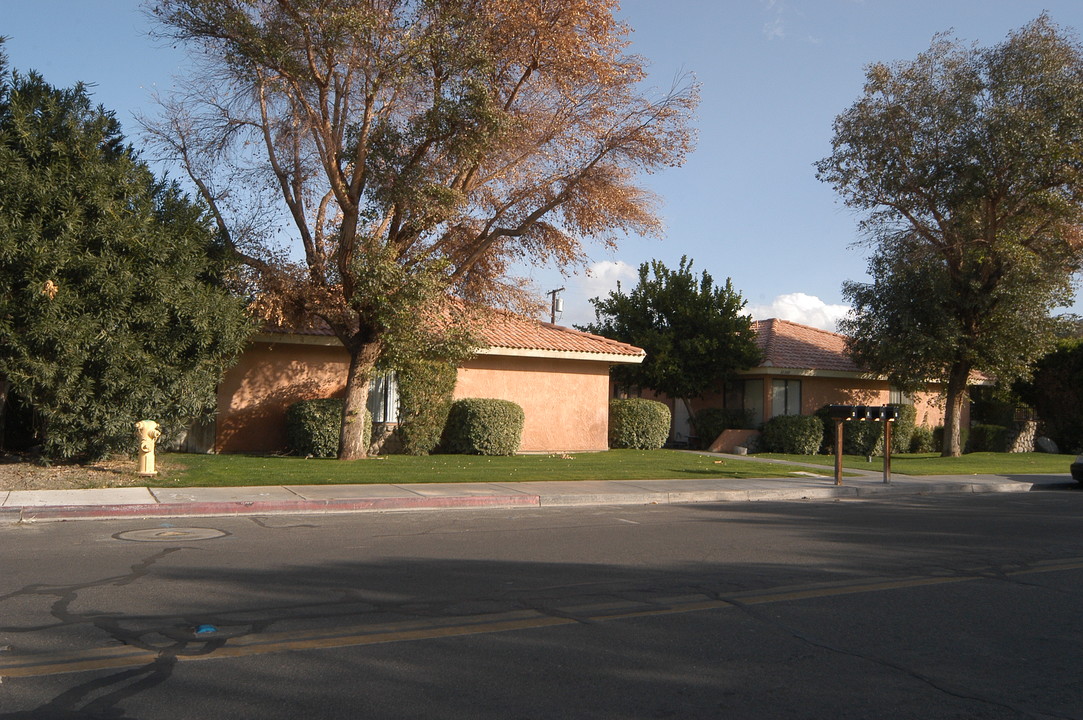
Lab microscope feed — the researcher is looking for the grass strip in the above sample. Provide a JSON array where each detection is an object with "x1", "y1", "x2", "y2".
[
  {"x1": 755, "y1": 451, "x2": 1074, "y2": 476},
  {"x1": 157, "y1": 450, "x2": 806, "y2": 487}
]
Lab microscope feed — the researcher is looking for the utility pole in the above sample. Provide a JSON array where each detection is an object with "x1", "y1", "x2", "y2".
[{"x1": 546, "y1": 287, "x2": 565, "y2": 324}]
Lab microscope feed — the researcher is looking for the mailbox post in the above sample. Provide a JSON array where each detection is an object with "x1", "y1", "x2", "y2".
[
  {"x1": 826, "y1": 405, "x2": 854, "y2": 486},
  {"x1": 825, "y1": 404, "x2": 898, "y2": 486}
]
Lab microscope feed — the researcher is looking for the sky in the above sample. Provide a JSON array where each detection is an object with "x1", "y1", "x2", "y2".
[{"x1": 4, "y1": 1, "x2": 1083, "y2": 330}]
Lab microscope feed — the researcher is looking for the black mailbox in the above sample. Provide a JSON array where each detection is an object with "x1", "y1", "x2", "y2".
[
  {"x1": 883, "y1": 405, "x2": 900, "y2": 421},
  {"x1": 827, "y1": 404, "x2": 855, "y2": 420}
]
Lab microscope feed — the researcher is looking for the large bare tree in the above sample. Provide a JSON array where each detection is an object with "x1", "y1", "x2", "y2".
[{"x1": 144, "y1": 0, "x2": 697, "y2": 458}]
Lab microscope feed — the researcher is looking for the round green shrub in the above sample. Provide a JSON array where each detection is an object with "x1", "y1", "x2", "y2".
[
  {"x1": 441, "y1": 398, "x2": 524, "y2": 455},
  {"x1": 761, "y1": 414, "x2": 824, "y2": 455},
  {"x1": 285, "y1": 398, "x2": 371, "y2": 458},
  {"x1": 608, "y1": 398, "x2": 671, "y2": 449},
  {"x1": 909, "y1": 425, "x2": 935, "y2": 453}
]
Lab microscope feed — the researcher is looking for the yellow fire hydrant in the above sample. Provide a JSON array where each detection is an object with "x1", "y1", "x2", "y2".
[{"x1": 134, "y1": 420, "x2": 161, "y2": 476}]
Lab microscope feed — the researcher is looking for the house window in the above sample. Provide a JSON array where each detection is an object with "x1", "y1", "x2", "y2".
[
  {"x1": 367, "y1": 373, "x2": 400, "y2": 424},
  {"x1": 889, "y1": 386, "x2": 912, "y2": 405},
  {"x1": 771, "y1": 379, "x2": 801, "y2": 417},
  {"x1": 725, "y1": 379, "x2": 764, "y2": 424}
]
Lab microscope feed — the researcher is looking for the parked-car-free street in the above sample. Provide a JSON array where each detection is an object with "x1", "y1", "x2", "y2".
[{"x1": 2, "y1": 491, "x2": 1083, "y2": 719}]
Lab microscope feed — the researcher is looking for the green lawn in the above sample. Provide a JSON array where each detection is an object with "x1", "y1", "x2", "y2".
[
  {"x1": 755, "y1": 451, "x2": 1075, "y2": 476},
  {"x1": 157, "y1": 450, "x2": 805, "y2": 487}
]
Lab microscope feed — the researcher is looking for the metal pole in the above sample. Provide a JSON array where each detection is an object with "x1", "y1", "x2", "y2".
[
  {"x1": 883, "y1": 420, "x2": 892, "y2": 485},
  {"x1": 834, "y1": 419, "x2": 844, "y2": 486}
]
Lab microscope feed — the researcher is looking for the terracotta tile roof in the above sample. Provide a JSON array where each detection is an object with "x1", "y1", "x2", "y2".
[
  {"x1": 479, "y1": 313, "x2": 645, "y2": 358},
  {"x1": 261, "y1": 313, "x2": 644, "y2": 359},
  {"x1": 752, "y1": 318, "x2": 861, "y2": 373}
]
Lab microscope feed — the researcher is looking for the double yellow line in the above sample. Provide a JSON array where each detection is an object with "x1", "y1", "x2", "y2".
[{"x1": 5, "y1": 557, "x2": 1082, "y2": 679}]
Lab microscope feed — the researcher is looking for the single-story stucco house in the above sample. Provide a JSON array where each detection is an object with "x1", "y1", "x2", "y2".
[
  {"x1": 186, "y1": 313, "x2": 645, "y2": 455},
  {"x1": 641, "y1": 318, "x2": 973, "y2": 450}
]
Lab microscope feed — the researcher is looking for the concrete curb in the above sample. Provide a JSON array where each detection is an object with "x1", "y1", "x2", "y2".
[
  {"x1": 0, "y1": 480, "x2": 1044, "y2": 524},
  {"x1": 2, "y1": 493, "x2": 540, "y2": 523}
]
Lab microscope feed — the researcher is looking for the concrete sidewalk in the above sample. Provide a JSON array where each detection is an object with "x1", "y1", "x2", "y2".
[{"x1": 1, "y1": 457, "x2": 1075, "y2": 523}]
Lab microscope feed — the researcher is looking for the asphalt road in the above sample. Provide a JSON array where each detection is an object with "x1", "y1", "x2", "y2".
[{"x1": 2, "y1": 490, "x2": 1083, "y2": 719}]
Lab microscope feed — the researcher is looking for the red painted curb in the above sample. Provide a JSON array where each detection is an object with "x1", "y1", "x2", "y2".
[{"x1": 7, "y1": 494, "x2": 541, "y2": 521}]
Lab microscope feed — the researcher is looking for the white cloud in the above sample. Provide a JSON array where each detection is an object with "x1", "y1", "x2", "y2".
[
  {"x1": 554, "y1": 260, "x2": 638, "y2": 327},
  {"x1": 579, "y1": 260, "x2": 637, "y2": 299},
  {"x1": 762, "y1": 0, "x2": 786, "y2": 39},
  {"x1": 747, "y1": 293, "x2": 850, "y2": 332}
]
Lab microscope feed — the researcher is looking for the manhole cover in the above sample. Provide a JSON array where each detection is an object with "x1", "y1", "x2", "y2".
[{"x1": 114, "y1": 528, "x2": 229, "y2": 542}]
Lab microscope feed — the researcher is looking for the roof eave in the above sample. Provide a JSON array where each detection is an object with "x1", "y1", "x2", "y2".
[{"x1": 252, "y1": 333, "x2": 645, "y2": 364}]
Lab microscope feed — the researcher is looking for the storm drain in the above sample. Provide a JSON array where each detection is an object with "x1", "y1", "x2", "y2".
[{"x1": 113, "y1": 527, "x2": 229, "y2": 542}]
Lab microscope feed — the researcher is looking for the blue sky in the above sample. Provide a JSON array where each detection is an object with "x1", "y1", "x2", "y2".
[{"x1": 4, "y1": 1, "x2": 1083, "y2": 329}]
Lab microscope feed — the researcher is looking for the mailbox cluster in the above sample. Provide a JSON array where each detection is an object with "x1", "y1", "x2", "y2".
[{"x1": 826, "y1": 404, "x2": 900, "y2": 422}]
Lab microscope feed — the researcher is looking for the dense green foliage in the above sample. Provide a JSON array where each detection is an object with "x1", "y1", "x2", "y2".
[
  {"x1": 818, "y1": 17, "x2": 1083, "y2": 456},
  {"x1": 909, "y1": 426, "x2": 936, "y2": 453},
  {"x1": 394, "y1": 360, "x2": 459, "y2": 455},
  {"x1": 286, "y1": 399, "x2": 371, "y2": 458},
  {"x1": 761, "y1": 415, "x2": 824, "y2": 455},
  {"x1": 0, "y1": 48, "x2": 252, "y2": 458},
  {"x1": 1016, "y1": 339, "x2": 1083, "y2": 453},
  {"x1": 441, "y1": 398, "x2": 524, "y2": 456},
  {"x1": 582, "y1": 258, "x2": 761, "y2": 414},
  {"x1": 608, "y1": 398, "x2": 671, "y2": 450},
  {"x1": 691, "y1": 408, "x2": 754, "y2": 448},
  {"x1": 967, "y1": 424, "x2": 1010, "y2": 453},
  {"x1": 817, "y1": 404, "x2": 917, "y2": 457}
]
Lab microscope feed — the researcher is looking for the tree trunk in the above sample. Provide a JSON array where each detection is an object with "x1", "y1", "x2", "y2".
[
  {"x1": 0, "y1": 374, "x2": 8, "y2": 453},
  {"x1": 941, "y1": 362, "x2": 971, "y2": 458},
  {"x1": 338, "y1": 341, "x2": 381, "y2": 460}
]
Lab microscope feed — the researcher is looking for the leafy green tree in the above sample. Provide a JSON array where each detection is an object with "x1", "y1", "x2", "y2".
[
  {"x1": 0, "y1": 45, "x2": 253, "y2": 459},
  {"x1": 145, "y1": 0, "x2": 697, "y2": 459},
  {"x1": 581, "y1": 257, "x2": 761, "y2": 427},
  {"x1": 1015, "y1": 340, "x2": 1083, "y2": 453},
  {"x1": 817, "y1": 16, "x2": 1083, "y2": 456}
]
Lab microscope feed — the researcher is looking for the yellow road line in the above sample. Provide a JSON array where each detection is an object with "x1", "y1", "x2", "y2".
[{"x1": 6, "y1": 557, "x2": 1083, "y2": 679}]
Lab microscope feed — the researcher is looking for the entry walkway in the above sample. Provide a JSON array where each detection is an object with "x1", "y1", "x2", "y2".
[{"x1": 1, "y1": 453, "x2": 1073, "y2": 523}]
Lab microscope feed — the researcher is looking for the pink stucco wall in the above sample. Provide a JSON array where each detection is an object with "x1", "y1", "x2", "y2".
[
  {"x1": 640, "y1": 374, "x2": 960, "y2": 448},
  {"x1": 215, "y1": 340, "x2": 616, "y2": 454},
  {"x1": 454, "y1": 355, "x2": 612, "y2": 452},
  {"x1": 216, "y1": 341, "x2": 348, "y2": 453}
]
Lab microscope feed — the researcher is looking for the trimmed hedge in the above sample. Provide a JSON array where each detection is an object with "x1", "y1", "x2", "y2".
[
  {"x1": 967, "y1": 424, "x2": 1009, "y2": 453},
  {"x1": 285, "y1": 398, "x2": 371, "y2": 458},
  {"x1": 609, "y1": 398, "x2": 671, "y2": 450},
  {"x1": 761, "y1": 414, "x2": 823, "y2": 455},
  {"x1": 396, "y1": 361, "x2": 458, "y2": 455},
  {"x1": 441, "y1": 398, "x2": 524, "y2": 455},
  {"x1": 910, "y1": 425, "x2": 935, "y2": 453},
  {"x1": 692, "y1": 408, "x2": 754, "y2": 448}
]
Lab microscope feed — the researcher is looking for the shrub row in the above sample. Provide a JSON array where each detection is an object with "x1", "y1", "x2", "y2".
[
  {"x1": 760, "y1": 414, "x2": 824, "y2": 454},
  {"x1": 441, "y1": 398, "x2": 524, "y2": 455},
  {"x1": 286, "y1": 396, "x2": 525, "y2": 457},
  {"x1": 285, "y1": 398, "x2": 372, "y2": 458}
]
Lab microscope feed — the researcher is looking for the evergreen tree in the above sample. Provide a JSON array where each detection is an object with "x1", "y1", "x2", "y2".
[
  {"x1": 0, "y1": 44, "x2": 253, "y2": 459},
  {"x1": 581, "y1": 257, "x2": 761, "y2": 427}
]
